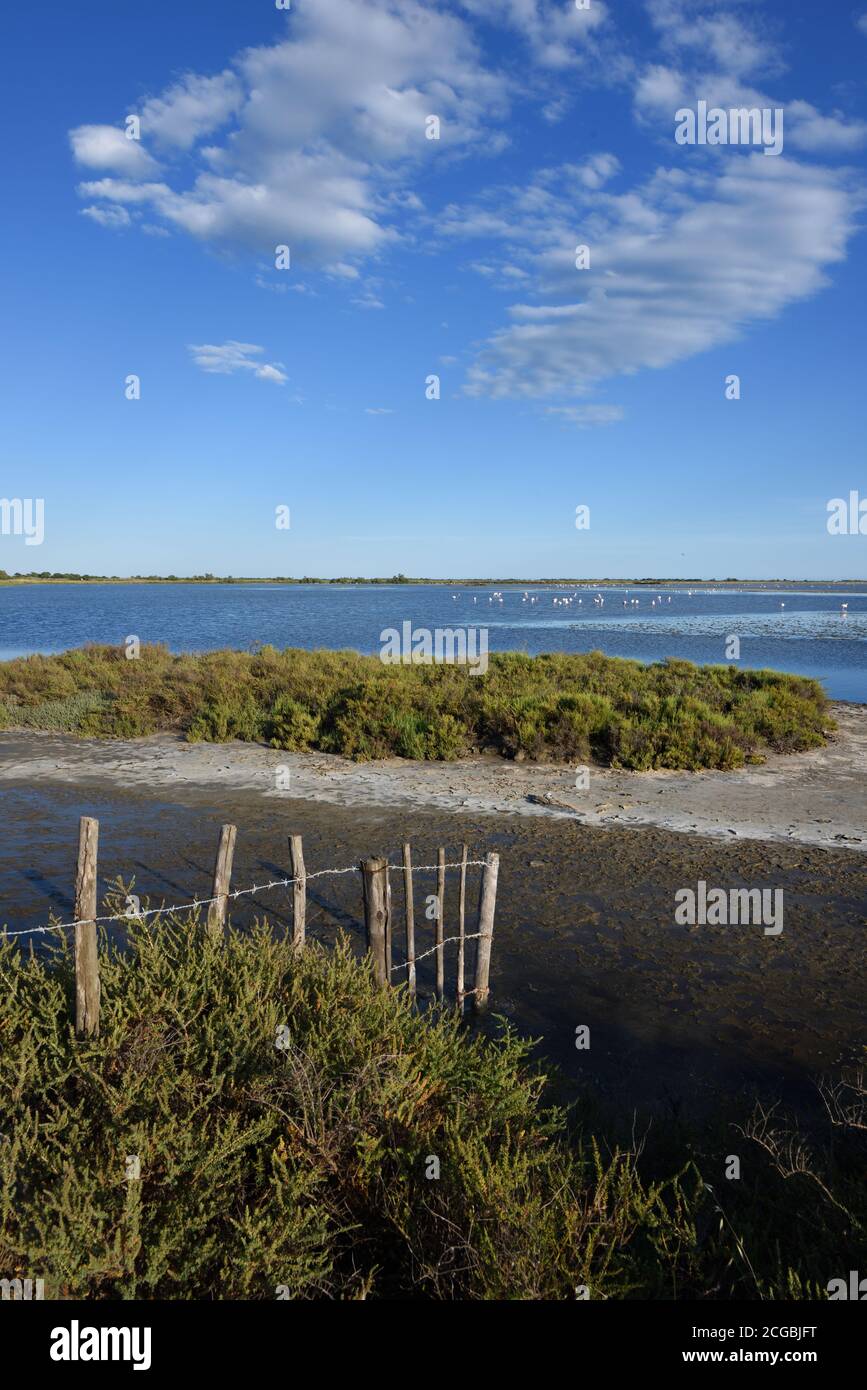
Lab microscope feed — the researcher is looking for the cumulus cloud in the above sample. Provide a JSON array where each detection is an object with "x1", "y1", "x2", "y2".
[
  {"x1": 786, "y1": 101, "x2": 867, "y2": 153},
  {"x1": 188, "y1": 341, "x2": 288, "y2": 384},
  {"x1": 633, "y1": 2, "x2": 867, "y2": 157},
  {"x1": 573, "y1": 153, "x2": 621, "y2": 189},
  {"x1": 69, "y1": 124, "x2": 160, "y2": 177},
  {"x1": 72, "y1": 0, "x2": 509, "y2": 268},
  {"x1": 636, "y1": 65, "x2": 867, "y2": 156},
  {"x1": 71, "y1": 0, "x2": 863, "y2": 414},
  {"x1": 140, "y1": 71, "x2": 243, "y2": 150},
  {"x1": 458, "y1": 0, "x2": 607, "y2": 68},
  {"x1": 646, "y1": 0, "x2": 782, "y2": 79}
]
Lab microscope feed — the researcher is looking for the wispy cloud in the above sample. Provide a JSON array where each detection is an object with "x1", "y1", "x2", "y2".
[
  {"x1": 80, "y1": 204, "x2": 131, "y2": 229},
  {"x1": 188, "y1": 341, "x2": 288, "y2": 384},
  {"x1": 71, "y1": 0, "x2": 865, "y2": 416},
  {"x1": 456, "y1": 156, "x2": 860, "y2": 399},
  {"x1": 544, "y1": 404, "x2": 624, "y2": 428}
]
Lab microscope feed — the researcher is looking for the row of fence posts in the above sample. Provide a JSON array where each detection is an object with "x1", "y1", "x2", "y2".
[
  {"x1": 66, "y1": 817, "x2": 499, "y2": 1038},
  {"x1": 358, "y1": 845, "x2": 499, "y2": 1013}
]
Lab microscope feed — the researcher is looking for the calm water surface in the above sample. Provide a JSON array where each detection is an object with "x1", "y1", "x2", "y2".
[{"x1": 1, "y1": 582, "x2": 865, "y2": 700}]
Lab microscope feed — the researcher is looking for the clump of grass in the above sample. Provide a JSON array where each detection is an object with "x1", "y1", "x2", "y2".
[
  {"x1": 0, "y1": 917, "x2": 861, "y2": 1300},
  {"x1": 0, "y1": 644, "x2": 833, "y2": 769}
]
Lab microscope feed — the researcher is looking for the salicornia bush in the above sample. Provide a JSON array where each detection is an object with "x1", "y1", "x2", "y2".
[{"x1": 0, "y1": 645, "x2": 832, "y2": 770}]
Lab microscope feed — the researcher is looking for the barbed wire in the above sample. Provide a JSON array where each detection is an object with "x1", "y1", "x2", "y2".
[
  {"x1": 1, "y1": 857, "x2": 489, "y2": 942},
  {"x1": 391, "y1": 931, "x2": 485, "y2": 974}
]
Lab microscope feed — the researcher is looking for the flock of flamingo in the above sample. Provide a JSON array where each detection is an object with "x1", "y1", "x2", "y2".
[
  {"x1": 448, "y1": 589, "x2": 852, "y2": 616},
  {"x1": 450, "y1": 589, "x2": 683, "y2": 609}
]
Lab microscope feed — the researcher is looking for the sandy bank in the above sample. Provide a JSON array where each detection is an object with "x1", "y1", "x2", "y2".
[{"x1": 1, "y1": 701, "x2": 864, "y2": 852}]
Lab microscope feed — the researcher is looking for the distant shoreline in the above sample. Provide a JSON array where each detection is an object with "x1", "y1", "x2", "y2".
[{"x1": 2, "y1": 576, "x2": 865, "y2": 588}]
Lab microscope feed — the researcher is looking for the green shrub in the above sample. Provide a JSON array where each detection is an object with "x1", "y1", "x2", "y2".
[
  {"x1": 267, "y1": 694, "x2": 320, "y2": 750},
  {"x1": 0, "y1": 917, "x2": 861, "y2": 1300},
  {"x1": 1, "y1": 689, "x2": 110, "y2": 732},
  {"x1": 0, "y1": 918, "x2": 706, "y2": 1300},
  {"x1": 187, "y1": 693, "x2": 263, "y2": 743},
  {"x1": 0, "y1": 644, "x2": 834, "y2": 770}
]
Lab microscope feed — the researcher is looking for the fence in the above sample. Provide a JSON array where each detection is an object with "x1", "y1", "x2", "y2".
[{"x1": 3, "y1": 816, "x2": 500, "y2": 1039}]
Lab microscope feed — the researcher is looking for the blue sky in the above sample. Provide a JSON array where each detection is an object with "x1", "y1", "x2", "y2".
[{"x1": 1, "y1": 0, "x2": 866, "y2": 579}]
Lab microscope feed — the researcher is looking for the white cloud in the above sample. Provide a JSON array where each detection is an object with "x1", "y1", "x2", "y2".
[
  {"x1": 69, "y1": 124, "x2": 160, "y2": 177},
  {"x1": 71, "y1": 0, "x2": 865, "y2": 408},
  {"x1": 545, "y1": 404, "x2": 624, "y2": 427},
  {"x1": 634, "y1": 63, "x2": 689, "y2": 118},
  {"x1": 77, "y1": 178, "x2": 172, "y2": 203},
  {"x1": 140, "y1": 71, "x2": 243, "y2": 150},
  {"x1": 254, "y1": 363, "x2": 290, "y2": 385},
  {"x1": 646, "y1": 0, "x2": 782, "y2": 79},
  {"x1": 573, "y1": 153, "x2": 621, "y2": 189},
  {"x1": 634, "y1": 6, "x2": 866, "y2": 156},
  {"x1": 365, "y1": 407, "x2": 394, "y2": 414},
  {"x1": 468, "y1": 259, "x2": 531, "y2": 289},
  {"x1": 786, "y1": 101, "x2": 867, "y2": 153},
  {"x1": 856, "y1": 13, "x2": 867, "y2": 36},
  {"x1": 188, "y1": 341, "x2": 288, "y2": 384},
  {"x1": 459, "y1": 0, "x2": 607, "y2": 69},
  {"x1": 459, "y1": 156, "x2": 860, "y2": 399},
  {"x1": 80, "y1": 204, "x2": 131, "y2": 229},
  {"x1": 73, "y1": 0, "x2": 509, "y2": 268}
]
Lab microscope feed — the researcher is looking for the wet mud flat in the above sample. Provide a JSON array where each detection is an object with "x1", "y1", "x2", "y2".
[
  {"x1": 2, "y1": 706, "x2": 866, "y2": 850},
  {"x1": 1, "y1": 774, "x2": 863, "y2": 1126}
]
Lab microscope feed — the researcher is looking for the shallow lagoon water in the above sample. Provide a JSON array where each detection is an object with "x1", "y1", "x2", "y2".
[
  {"x1": 1, "y1": 581, "x2": 865, "y2": 700},
  {"x1": 1, "y1": 777, "x2": 863, "y2": 1120}
]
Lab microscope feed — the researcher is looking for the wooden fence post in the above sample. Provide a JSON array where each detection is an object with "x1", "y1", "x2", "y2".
[
  {"x1": 402, "y1": 842, "x2": 416, "y2": 997},
  {"x1": 207, "y1": 823, "x2": 237, "y2": 938},
  {"x1": 435, "y1": 847, "x2": 445, "y2": 1003},
  {"x1": 456, "y1": 843, "x2": 468, "y2": 1014},
  {"x1": 289, "y1": 834, "x2": 306, "y2": 949},
  {"x1": 473, "y1": 851, "x2": 500, "y2": 1014},
  {"x1": 360, "y1": 857, "x2": 389, "y2": 987},
  {"x1": 74, "y1": 815, "x2": 100, "y2": 1038},
  {"x1": 385, "y1": 868, "x2": 393, "y2": 977}
]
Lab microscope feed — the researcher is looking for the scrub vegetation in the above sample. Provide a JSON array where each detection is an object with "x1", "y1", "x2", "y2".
[
  {"x1": 0, "y1": 644, "x2": 832, "y2": 770},
  {"x1": 0, "y1": 916, "x2": 862, "y2": 1300}
]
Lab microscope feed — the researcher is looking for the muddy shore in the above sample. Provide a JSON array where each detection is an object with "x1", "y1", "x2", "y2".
[
  {"x1": 1, "y1": 720, "x2": 864, "y2": 1124},
  {"x1": 1, "y1": 700, "x2": 864, "y2": 851}
]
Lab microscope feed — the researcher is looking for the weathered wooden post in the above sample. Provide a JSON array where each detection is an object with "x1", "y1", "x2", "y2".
[
  {"x1": 289, "y1": 834, "x2": 306, "y2": 949},
  {"x1": 385, "y1": 867, "x2": 393, "y2": 977},
  {"x1": 74, "y1": 815, "x2": 100, "y2": 1038},
  {"x1": 360, "y1": 857, "x2": 388, "y2": 987},
  {"x1": 207, "y1": 823, "x2": 237, "y2": 938},
  {"x1": 402, "y1": 842, "x2": 416, "y2": 997},
  {"x1": 456, "y1": 843, "x2": 468, "y2": 1014},
  {"x1": 473, "y1": 851, "x2": 499, "y2": 1014},
  {"x1": 435, "y1": 847, "x2": 445, "y2": 1003}
]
